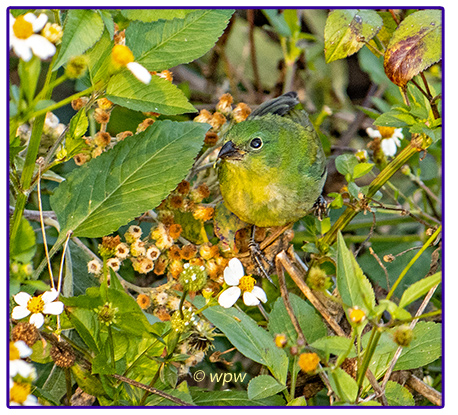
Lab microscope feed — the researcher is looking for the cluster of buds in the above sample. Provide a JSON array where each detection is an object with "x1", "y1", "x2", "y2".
[
  {"x1": 194, "y1": 93, "x2": 252, "y2": 137},
  {"x1": 10, "y1": 261, "x2": 33, "y2": 283}
]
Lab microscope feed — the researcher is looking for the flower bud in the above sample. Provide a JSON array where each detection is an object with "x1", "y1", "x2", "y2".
[{"x1": 178, "y1": 263, "x2": 207, "y2": 292}]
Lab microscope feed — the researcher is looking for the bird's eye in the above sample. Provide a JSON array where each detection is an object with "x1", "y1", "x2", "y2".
[{"x1": 250, "y1": 137, "x2": 263, "y2": 149}]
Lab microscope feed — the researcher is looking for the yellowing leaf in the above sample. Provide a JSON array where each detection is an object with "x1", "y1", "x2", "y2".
[
  {"x1": 384, "y1": 9, "x2": 442, "y2": 87},
  {"x1": 324, "y1": 9, "x2": 382, "y2": 63}
]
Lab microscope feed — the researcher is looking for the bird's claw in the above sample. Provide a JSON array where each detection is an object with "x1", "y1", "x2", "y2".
[
  {"x1": 248, "y1": 240, "x2": 274, "y2": 284},
  {"x1": 311, "y1": 195, "x2": 328, "y2": 221}
]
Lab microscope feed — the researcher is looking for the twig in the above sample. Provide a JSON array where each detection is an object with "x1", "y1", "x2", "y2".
[
  {"x1": 275, "y1": 256, "x2": 306, "y2": 344},
  {"x1": 354, "y1": 210, "x2": 377, "y2": 257},
  {"x1": 369, "y1": 247, "x2": 390, "y2": 291},
  {"x1": 365, "y1": 369, "x2": 388, "y2": 406},
  {"x1": 406, "y1": 374, "x2": 442, "y2": 406},
  {"x1": 111, "y1": 373, "x2": 194, "y2": 406},
  {"x1": 276, "y1": 251, "x2": 347, "y2": 338}
]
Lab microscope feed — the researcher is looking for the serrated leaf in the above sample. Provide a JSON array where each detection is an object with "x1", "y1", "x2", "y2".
[
  {"x1": 394, "y1": 321, "x2": 442, "y2": 371},
  {"x1": 385, "y1": 381, "x2": 415, "y2": 406},
  {"x1": 126, "y1": 9, "x2": 234, "y2": 71},
  {"x1": 384, "y1": 10, "x2": 442, "y2": 87},
  {"x1": 374, "y1": 106, "x2": 417, "y2": 128},
  {"x1": 199, "y1": 299, "x2": 288, "y2": 384},
  {"x1": 121, "y1": 9, "x2": 197, "y2": 22},
  {"x1": 50, "y1": 120, "x2": 209, "y2": 238},
  {"x1": 64, "y1": 108, "x2": 89, "y2": 158},
  {"x1": 398, "y1": 271, "x2": 441, "y2": 309},
  {"x1": 336, "y1": 231, "x2": 376, "y2": 311},
  {"x1": 53, "y1": 9, "x2": 104, "y2": 70},
  {"x1": 106, "y1": 70, "x2": 196, "y2": 115},
  {"x1": 247, "y1": 375, "x2": 286, "y2": 400},
  {"x1": 324, "y1": 9, "x2": 383, "y2": 63}
]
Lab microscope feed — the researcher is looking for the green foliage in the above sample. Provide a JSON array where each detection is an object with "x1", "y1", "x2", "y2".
[
  {"x1": 50, "y1": 120, "x2": 209, "y2": 239},
  {"x1": 8, "y1": 7, "x2": 441, "y2": 408}
]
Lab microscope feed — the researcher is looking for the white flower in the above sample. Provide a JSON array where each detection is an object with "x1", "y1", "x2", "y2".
[
  {"x1": 9, "y1": 379, "x2": 40, "y2": 406},
  {"x1": 107, "y1": 258, "x2": 121, "y2": 272},
  {"x1": 218, "y1": 258, "x2": 267, "y2": 308},
  {"x1": 12, "y1": 288, "x2": 64, "y2": 329},
  {"x1": 156, "y1": 291, "x2": 169, "y2": 306},
  {"x1": 111, "y1": 44, "x2": 151, "y2": 84},
  {"x1": 115, "y1": 243, "x2": 130, "y2": 259},
  {"x1": 10, "y1": 13, "x2": 56, "y2": 61},
  {"x1": 87, "y1": 259, "x2": 102, "y2": 274},
  {"x1": 9, "y1": 341, "x2": 34, "y2": 379},
  {"x1": 366, "y1": 126, "x2": 404, "y2": 157}
]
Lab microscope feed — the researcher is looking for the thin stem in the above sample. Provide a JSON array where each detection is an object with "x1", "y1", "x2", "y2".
[
  {"x1": 107, "y1": 324, "x2": 116, "y2": 371},
  {"x1": 386, "y1": 226, "x2": 441, "y2": 301},
  {"x1": 37, "y1": 166, "x2": 54, "y2": 288}
]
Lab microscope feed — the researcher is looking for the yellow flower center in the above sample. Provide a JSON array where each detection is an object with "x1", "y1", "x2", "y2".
[
  {"x1": 10, "y1": 342, "x2": 20, "y2": 360},
  {"x1": 112, "y1": 44, "x2": 134, "y2": 67},
  {"x1": 238, "y1": 275, "x2": 255, "y2": 293},
  {"x1": 10, "y1": 382, "x2": 31, "y2": 405},
  {"x1": 349, "y1": 307, "x2": 366, "y2": 324},
  {"x1": 298, "y1": 352, "x2": 320, "y2": 373},
  {"x1": 27, "y1": 296, "x2": 45, "y2": 314},
  {"x1": 377, "y1": 126, "x2": 396, "y2": 139},
  {"x1": 42, "y1": 22, "x2": 62, "y2": 43},
  {"x1": 13, "y1": 16, "x2": 34, "y2": 39}
]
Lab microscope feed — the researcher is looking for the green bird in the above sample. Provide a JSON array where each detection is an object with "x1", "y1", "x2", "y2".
[{"x1": 217, "y1": 92, "x2": 327, "y2": 229}]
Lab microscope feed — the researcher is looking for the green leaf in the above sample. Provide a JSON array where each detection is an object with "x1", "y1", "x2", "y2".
[
  {"x1": 121, "y1": 9, "x2": 197, "y2": 22},
  {"x1": 64, "y1": 108, "x2": 89, "y2": 158},
  {"x1": 336, "y1": 231, "x2": 376, "y2": 311},
  {"x1": 268, "y1": 294, "x2": 327, "y2": 344},
  {"x1": 328, "y1": 367, "x2": 358, "y2": 403},
  {"x1": 247, "y1": 375, "x2": 286, "y2": 400},
  {"x1": 97, "y1": 9, "x2": 115, "y2": 38},
  {"x1": 53, "y1": 9, "x2": 104, "y2": 70},
  {"x1": 384, "y1": 10, "x2": 442, "y2": 87},
  {"x1": 191, "y1": 389, "x2": 285, "y2": 406},
  {"x1": 352, "y1": 162, "x2": 374, "y2": 179},
  {"x1": 398, "y1": 271, "x2": 441, "y2": 309},
  {"x1": 324, "y1": 9, "x2": 383, "y2": 63},
  {"x1": 287, "y1": 396, "x2": 307, "y2": 406},
  {"x1": 71, "y1": 362, "x2": 106, "y2": 397},
  {"x1": 126, "y1": 9, "x2": 234, "y2": 71},
  {"x1": 374, "y1": 105, "x2": 416, "y2": 128},
  {"x1": 201, "y1": 302, "x2": 288, "y2": 384},
  {"x1": 335, "y1": 154, "x2": 359, "y2": 177},
  {"x1": 18, "y1": 56, "x2": 41, "y2": 103},
  {"x1": 106, "y1": 71, "x2": 196, "y2": 115},
  {"x1": 50, "y1": 120, "x2": 209, "y2": 239},
  {"x1": 10, "y1": 217, "x2": 36, "y2": 263},
  {"x1": 394, "y1": 322, "x2": 442, "y2": 371},
  {"x1": 385, "y1": 381, "x2": 415, "y2": 406},
  {"x1": 310, "y1": 336, "x2": 357, "y2": 359},
  {"x1": 65, "y1": 307, "x2": 100, "y2": 353},
  {"x1": 263, "y1": 9, "x2": 293, "y2": 37}
]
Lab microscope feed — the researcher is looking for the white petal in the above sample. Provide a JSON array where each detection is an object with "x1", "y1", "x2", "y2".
[
  {"x1": 42, "y1": 301, "x2": 64, "y2": 315},
  {"x1": 242, "y1": 291, "x2": 260, "y2": 306},
  {"x1": 13, "y1": 292, "x2": 32, "y2": 307},
  {"x1": 393, "y1": 128, "x2": 404, "y2": 139},
  {"x1": 381, "y1": 138, "x2": 397, "y2": 157},
  {"x1": 23, "y1": 13, "x2": 38, "y2": 24},
  {"x1": 29, "y1": 313, "x2": 44, "y2": 329},
  {"x1": 41, "y1": 288, "x2": 58, "y2": 304},
  {"x1": 28, "y1": 35, "x2": 56, "y2": 60},
  {"x1": 251, "y1": 286, "x2": 267, "y2": 303},
  {"x1": 218, "y1": 286, "x2": 241, "y2": 308},
  {"x1": 32, "y1": 13, "x2": 48, "y2": 32},
  {"x1": 366, "y1": 127, "x2": 382, "y2": 139},
  {"x1": 12, "y1": 306, "x2": 30, "y2": 320},
  {"x1": 15, "y1": 340, "x2": 32, "y2": 358},
  {"x1": 10, "y1": 360, "x2": 34, "y2": 378},
  {"x1": 127, "y1": 62, "x2": 152, "y2": 84},
  {"x1": 224, "y1": 258, "x2": 244, "y2": 285},
  {"x1": 13, "y1": 40, "x2": 33, "y2": 61}
]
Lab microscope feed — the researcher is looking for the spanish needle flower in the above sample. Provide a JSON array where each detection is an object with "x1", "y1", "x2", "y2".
[{"x1": 218, "y1": 258, "x2": 267, "y2": 308}]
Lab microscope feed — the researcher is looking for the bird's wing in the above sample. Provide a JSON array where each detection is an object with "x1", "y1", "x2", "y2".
[{"x1": 248, "y1": 91, "x2": 300, "y2": 118}]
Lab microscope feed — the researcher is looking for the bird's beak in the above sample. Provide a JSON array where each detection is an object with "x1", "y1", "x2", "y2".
[{"x1": 217, "y1": 140, "x2": 244, "y2": 160}]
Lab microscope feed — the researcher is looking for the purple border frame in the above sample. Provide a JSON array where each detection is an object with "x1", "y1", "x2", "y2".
[{"x1": 6, "y1": 5, "x2": 445, "y2": 409}]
